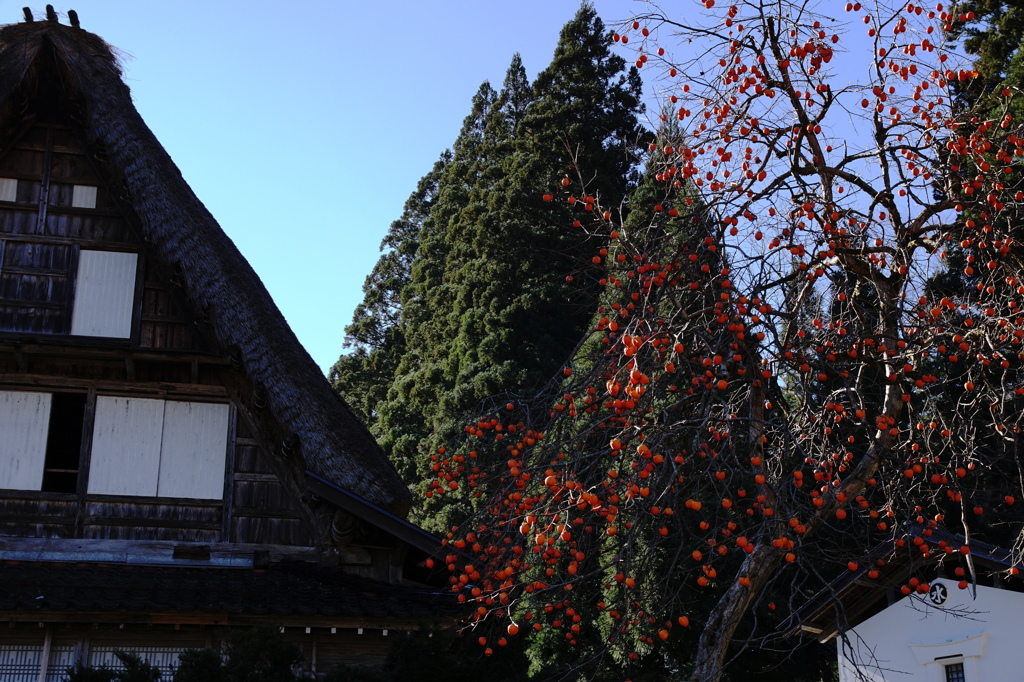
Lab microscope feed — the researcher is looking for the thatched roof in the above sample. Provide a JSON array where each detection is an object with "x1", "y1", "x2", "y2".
[{"x1": 0, "y1": 12, "x2": 412, "y2": 515}]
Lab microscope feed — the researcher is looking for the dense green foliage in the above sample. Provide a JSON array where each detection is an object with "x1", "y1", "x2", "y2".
[
  {"x1": 324, "y1": 629, "x2": 530, "y2": 682},
  {"x1": 329, "y1": 151, "x2": 449, "y2": 430},
  {"x1": 332, "y1": 4, "x2": 645, "y2": 527},
  {"x1": 64, "y1": 652, "x2": 162, "y2": 682},
  {"x1": 949, "y1": 0, "x2": 1024, "y2": 114},
  {"x1": 63, "y1": 629, "x2": 304, "y2": 682}
]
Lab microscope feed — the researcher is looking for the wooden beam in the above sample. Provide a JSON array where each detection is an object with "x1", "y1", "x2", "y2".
[
  {"x1": 232, "y1": 507, "x2": 302, "y2": 520},
  {"x1": 0, "y1": 490, "x2": 76, "y2": 502},
  {"x1": 0, "y1": 342, "x2": 230, "y2": 364},
  {"x1": 37, "y1": 127, "x2": 52, "y2": 233},
  {"x1": 0, "y1": 611, "x2": 445, "y2": 630},
  {"x1": 0, "y1": 266, "x2": 69, "y2": 278},
  {"x1": 63, "y1": 245, "x2": 79, "y2": 335},
  {"x1": 36, "y1": 626, "x2": 52, "y2": 682},
  {"x1": 84, "y1": 517, "x2": 221, "y2": 531},
  {"x1": 12, "y1": 142, "x2": 87, "y2": 155},
  {"x1": 221, "y1": 404, "x2": 237, "y2": 542},
  {"x1": 0, "y1": 233, "x2": 139, "y2": 250},
  {"x1": 305, "y1": 472, "x2": 445, "y2": 559},
  {"x1": 233, "y1": 473, "x2": 278, "y2": 482},
  {"x1": 0, "y1": 299, "x2": 63, "y2": 310},
  {"x1": 75, "y1": 389, "x2": 96, "y2": 538},
  {"x1": 0, "y1": 536, "x2": 319, "y2": 565},
  {"x1": 83, "y1": 493, "x2": 221, "y2": 507},
  {"x1": 0, "y1": 170, "x2": 98, "y2": 185},
  {"x1": 0, "y1": 375, "x2": 228, "y2": 398},
  {"x1": 130, "y1": 252, "x2": 146, "y2": 350}
]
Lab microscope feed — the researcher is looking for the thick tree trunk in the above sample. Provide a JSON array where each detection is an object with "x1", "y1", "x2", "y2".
[
  {"x1": 689, "y1": 542, "x2": 783, "y2": 682},
  {"x1": 689, "y1": 354, "x2": 904, "y2": 682}
]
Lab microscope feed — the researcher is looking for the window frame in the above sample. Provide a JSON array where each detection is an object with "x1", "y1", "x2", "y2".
[
  {"x1": 0, "y1": 388, "x2": 231, "y2": 502},
  {"x1": 68, "y1": 248, "x2": 139, "y2": 339},
  {"x1": 943, "y1": 660, "x2": 966, "y2": 682}
]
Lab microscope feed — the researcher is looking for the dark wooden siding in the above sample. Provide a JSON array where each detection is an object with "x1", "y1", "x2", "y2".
[
  {"x1": 0, "y1": 492, "x2": 76, "y2": 538},
  {"x1": 0, "y1": 122, "x2": 134, "y2": 335},
  {"x1": 139, "y1": 262, "x2": 197, "y2": 351},
  {"x1": 0, "y1": 121, "x2": 205, "y2": 352},
  {"x1": 82, "y1": 498, "x2": 222, "y2": 543},
  {"x1": 231, "y1": 418, "x2": 314, "y2": 546},
  {"x1": 0, "y1": 400, "x2": 314, "y2": 547}
]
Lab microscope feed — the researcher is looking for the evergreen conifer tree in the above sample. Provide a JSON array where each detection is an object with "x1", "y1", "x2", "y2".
[
  {"x1": 329, "y1": 151, "x2": 448, "y2": 429},
  {"x1": 373, "y1": 79, "x2": 501, "y2": 483},
  {"x1": 384, "y1": 5, "x2": 644, "y2": 528},
  {"x1": 333, "y1": 5, "x2": 644, "y2": 526}
]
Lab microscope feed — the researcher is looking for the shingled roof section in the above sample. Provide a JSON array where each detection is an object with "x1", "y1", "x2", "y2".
[
  {"x1": 786, "y1": 525, "x2": 1021, "y2": 643},
  {"x1": 0, "y1": 560, "x2": 459, "y2": 620},
  {"x1": 0, "y1": 16, "x2": 412, "y2": 515}
]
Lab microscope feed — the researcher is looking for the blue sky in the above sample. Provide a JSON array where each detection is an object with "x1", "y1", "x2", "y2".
[{"x1": 34, "y1": 0, "x2": 645, "y2": 372}]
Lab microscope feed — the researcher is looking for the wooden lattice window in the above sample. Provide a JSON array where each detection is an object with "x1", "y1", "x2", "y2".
[{"x1": 0, "y1": 644, "x2": 75, "y2": 682}]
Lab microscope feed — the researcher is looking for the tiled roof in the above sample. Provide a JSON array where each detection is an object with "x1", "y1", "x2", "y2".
[{"x1": 0, "y1": 560, "x2": 458, "y2": 620}]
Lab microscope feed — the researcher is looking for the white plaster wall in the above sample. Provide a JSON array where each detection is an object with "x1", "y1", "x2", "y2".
[{"x1": 839, "y1": 578, "x2": 1024, "y2": 681}]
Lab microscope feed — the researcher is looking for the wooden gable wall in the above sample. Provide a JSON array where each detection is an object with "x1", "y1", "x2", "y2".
[
  {"x1": 0, "y1": 405, "x2": 313, "y2": 547},
  {"x1": 0, "y1": 120, "x2": 200, "y2": 351},
  {"x1": 0, "y1": 119, "x2": 314, "y2": 550}
]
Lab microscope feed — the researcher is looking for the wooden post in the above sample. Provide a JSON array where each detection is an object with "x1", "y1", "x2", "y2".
[
  {"x1": 310, "y1": 635, "x2": 317, "y2": 676},
  {"x1": 37, "y1": 626, "x2": 52, "y2": 682},
  {"x1": 221, "y1": 403, "x2": 237, "y2": 541},
  {"x1": 74, "y1": 388, "x2": 97, "y2": 538}
]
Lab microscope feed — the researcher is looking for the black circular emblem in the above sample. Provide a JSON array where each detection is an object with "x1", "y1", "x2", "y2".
[{"x1": 928, "y1": 582, "x2": 948, "y2": 606}]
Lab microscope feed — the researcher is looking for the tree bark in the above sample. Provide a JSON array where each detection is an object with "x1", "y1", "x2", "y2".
[{"x1": 689, "y1": 542, "x2": 784, "y2": 682}]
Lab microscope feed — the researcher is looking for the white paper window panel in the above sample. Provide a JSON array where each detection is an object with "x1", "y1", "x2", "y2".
[
  {"x1": 0, "y1": 178, "x2": 16, "y2": 202},
  {"x1": 157, "y1": 401, "x2": 229, "y2": 499},
  {"x1": 71, "y1": 184, "x2": 97, "y2": 209},
  {"x1": 0, "y1": 390, "x2": 51, "y2": 491},
  {"x1": 89, "y1": 398, "x2": 228, "y2": 499},
  {"x1": 88, "y1": 396, "x2": 163, "y2": 496},
  {"x1": 70, "y1": 250, "x2": 138, "y2": 338}
]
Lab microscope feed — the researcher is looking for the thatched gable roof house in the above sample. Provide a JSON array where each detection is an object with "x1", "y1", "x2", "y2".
[
  {"x1": 0, "y1": 8, "x2": 452, "y2": 677},
  {"x1": 0, "y1": 8, "x2": 412, "y2": 516}
]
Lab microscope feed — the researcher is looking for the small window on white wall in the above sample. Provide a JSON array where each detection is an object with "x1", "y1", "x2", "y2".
[
  {"x1": 88, "y1": 397, "x2": 228, "y2": 499},
  {"x1": 70, "y1": 250, "x2": 138, "y2": 338},
  {"x1": 0, "y1": 390, "x2": 51, "y2": 491},
  {"x1": 944, "y1": 662, "x2": 966, "y2": 682},
  {"x1": 0, "y1": 178, "x2": 16, "y2": 202},
  {"x1": 71, "y1": 184, "x2": 97, "y2": 209}
]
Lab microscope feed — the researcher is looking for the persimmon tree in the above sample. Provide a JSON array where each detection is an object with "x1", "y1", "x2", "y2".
[{"x1": 425, "y1": 1, "x2": 1024, "y2": 680}]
